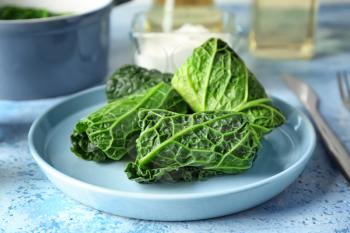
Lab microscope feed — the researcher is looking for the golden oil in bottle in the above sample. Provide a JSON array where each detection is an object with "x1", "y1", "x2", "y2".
[{"x1": 249, "y1": 0, "x2": 318, "y2": 59}]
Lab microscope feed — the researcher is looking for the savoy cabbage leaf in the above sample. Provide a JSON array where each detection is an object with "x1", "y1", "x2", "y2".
[
  {"x1": 106, "y1": 65, "x2": 172, "y2": 102},
  {"x1": 171, "y1": 38, "x2": 285, "y2": 133},
  {"x1": 71, "y1": 82, "x2": 187, "y2": 161},
  {"x1": 125, "y1": 109, "x2": 261, "y2": 183}
]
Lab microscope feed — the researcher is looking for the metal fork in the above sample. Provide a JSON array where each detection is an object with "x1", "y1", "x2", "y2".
[
  {"x1": 285, "y1": 75, "x2": 350, "y2": 182},
  {"x1": 337, "y1": 71, "x2": 350, "y2": 110}
]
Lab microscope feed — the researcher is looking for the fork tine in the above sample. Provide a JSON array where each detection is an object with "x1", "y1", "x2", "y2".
[
  {"x1": 343, "y1": 71, "x2": 350, "y2": 99},
  {"x1": 337, "y1": 71, "x2": 350, "y2": 110},
  {"x1": 337, "y1": 71, "x2": 346, "y2": 101}
]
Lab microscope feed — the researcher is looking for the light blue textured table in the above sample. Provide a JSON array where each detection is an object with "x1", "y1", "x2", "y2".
[{"x1": 1, "y1": 2, "x2": 350, "y2": 233}]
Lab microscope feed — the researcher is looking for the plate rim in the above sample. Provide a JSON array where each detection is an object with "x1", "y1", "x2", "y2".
[{"x1": 28, "y1": 85, "x2": 316, "y2": 200}]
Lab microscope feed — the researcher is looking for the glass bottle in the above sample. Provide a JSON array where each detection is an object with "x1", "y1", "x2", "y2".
[
  {"x1": 249, "y1": 0, "x2": 318, "y2": 59},
  {"x1": 146, "y1": 0, "x2": 223, "y2": 32}
]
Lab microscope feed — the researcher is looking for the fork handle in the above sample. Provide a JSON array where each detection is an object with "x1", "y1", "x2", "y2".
[{"x1": 310, "y1": 107, "x2": 350, "y2": 182}]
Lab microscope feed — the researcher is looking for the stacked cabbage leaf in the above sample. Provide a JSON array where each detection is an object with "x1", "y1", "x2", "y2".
[{"x1": 71, "y1": 38, "x2": 285, "y2": 183}]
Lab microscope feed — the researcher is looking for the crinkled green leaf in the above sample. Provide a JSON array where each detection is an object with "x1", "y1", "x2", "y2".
[
  {"x1": 106, "y1": 65, "x2": 172, "y2": 102},
  {"x1": 71, "y1": 82, "x2": 187, "y2": 161},
  {"x1": 0, "y1": 5, "x2": 62, "y2": 20},
  {"x1": 125, "y1": 109, "x2": 260, "y2": 183},
  {"x1": 172, "y1": 38, "x2": 285, "y2": 133}
]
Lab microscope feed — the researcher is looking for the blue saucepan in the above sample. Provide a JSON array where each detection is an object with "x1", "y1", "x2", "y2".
[{"x1": 0, "y1": 0, "x2": 128, "y2": 100}]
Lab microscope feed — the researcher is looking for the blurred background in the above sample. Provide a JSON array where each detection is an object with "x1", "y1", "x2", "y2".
[{"x1": 0, "y1": 0, "x2": 348, "y2": 101}]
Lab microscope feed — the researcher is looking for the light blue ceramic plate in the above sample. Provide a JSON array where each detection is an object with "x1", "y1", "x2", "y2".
[{"x1": 28, "y1": 85, "x2": 316, "y2": 221}]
